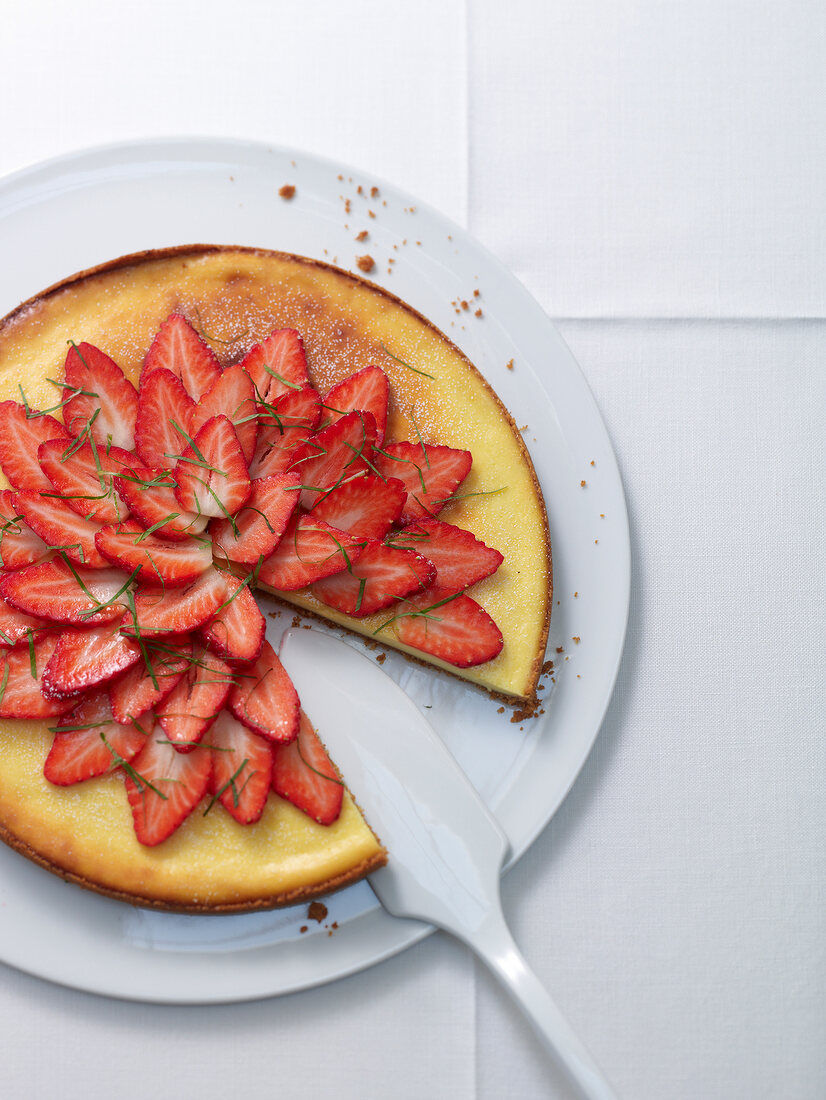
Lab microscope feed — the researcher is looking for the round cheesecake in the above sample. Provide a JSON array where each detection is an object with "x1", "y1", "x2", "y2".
[{"x1": 0, "y1": 246, "x2": 551, "y2": 912}]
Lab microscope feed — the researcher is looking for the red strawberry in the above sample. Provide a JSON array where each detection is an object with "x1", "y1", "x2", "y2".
[
  {"x1": 199, "y1": 582, "x2": 265, "y2": 665},
  {"x1": 207, "y1": 709, "x2": 273, "y2": 824},
  {"x1": 174, "y1": 415, "x2": 251, "y2": 518},
  {"x1": 324, "y1": 365, "x2": 389, "y2": 445},
  {"x1": 14, "y1": 489, "x2": 107, "y2": 568},
  {"x1": 0, "y1": 490, "x2": 48, "y2": 570},
  {"x1": 62, "y1": 342, "x2": 138, "y2": 452},
  {"x1": 38, "y1": 439, "x2": 134, "y2": 524},
  {"x1": 42, "y1": 619, "x2": 140, "y2": 697},
  {"x1": 0, "y1": 401, "x2": 69, "y2": 491},
  {"x1": 0, "y1": 634, "x2": 74, "y2": 718},
  {"x1": 261, "y1": 385, "x2": 322, "y2": 430},
  {"x1": 257, "y1": 514, "x2": 364, "y2": 591},
  {"x1": 44, "y1": 691, "x2": 145, "y2": 785},
  {"x1": 134, "y1": 368, "x2": 195, "y2": 469},
  {"x1": 210, "y1": 474, "x2": 299, "y2": 566},
  {"x1": 389, "y1": 519, "x2": 503, "y2": 592},
  {"x1": 239, "y1": 328, "x2": 309, "y2": 405},
  {"x1": 114, "y1": 466, "x2": 208, "y2": 542},
  {"x1": 271, "y1": 709, "x2": 343, "y2": 825},
  {"x1": 109, "y1": 639, "x2": 192, "y2": 724},
  {"x1": 227, "y1": 640, "x2": 299, "y2": 743},
  {"x1": 0, "y1": 597, "x2": 48, "y2": 647},
  {"x1": 287, "y1": 410, "x2": 378, "y2": 510},
  {"x1": 373, "y1": 442, "x2": 472, "y2": 522},
  {"x1": 141, "y1": 314, "x2": 221, "y2": 401},
  {"x1": 311, "y1": 473, "x2": 406, "y2": 540},
  {"x1": 124, "y1": 566, "x2": 229, "y2": 637},
  {"x1": 96, "y1": 522, "x2": 212, "y2": 586},
  {"x1": 0, "y1": 559, "x2": 131, "y2": 625},
  {"x1": 157, "y1": 645, "x2": 232, "y2": 749},
  {"x1": 248, "y1": 423, "x2": 308, "y2": 480},
  {"x1": 190, "y1": 363, "x2": 258, "y2": 464},
  {"x1": 124, "y1": 728, "x2": 212, "y2": 845},
  {"x1": 312, "y1": 539, "x2": 434, "y2": 617},
  {"x1": 387, "y1": 587, "x2": 503, "y2": 667}
]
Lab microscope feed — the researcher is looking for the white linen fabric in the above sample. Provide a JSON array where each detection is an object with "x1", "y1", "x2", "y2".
[{"x1": 0, "y1": 2, "x2": 823, "y2": 1099}]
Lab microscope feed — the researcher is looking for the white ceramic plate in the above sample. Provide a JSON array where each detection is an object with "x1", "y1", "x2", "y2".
[{"x1": 0, "y1": 138, "x2": 630, "y2": 1003}]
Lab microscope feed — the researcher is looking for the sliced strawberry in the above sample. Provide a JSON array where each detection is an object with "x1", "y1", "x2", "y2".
[
  {"x1": 0, "y1": 490, "x2": 48, "y2": 570},
  {"x1": 311, "y1": 473, "x2": 406, "y2": 540},
  {"x1": 373, "y1": 442, "x2": 472, "y2": 522},
  {"x1": 62, "y1": 342, "x2": 138, "y2": 452},
  {"x1": 262, "y1": 385, "x2": 322, "y2": 430},
  {"x1": 124, "y1": 729, "x2": 212, "y2": 845},
  {"x1": 387, "y1": 587, "x2": 503, "y2": 667},
  {"x1": 207, "y1": 709, "x2": 273, "y2": 824},
  {"x1": 312, "y1": 539, "x2": 434, "y2": 618},
  {"x1": 210, "y1": 474, "x2": 299, "y2": 566},
  {"x1": 141, "y1": 314, "x2": 221, "y2": 401},
  {"x1": 38, "y1": 438, "x2": 134, "y2": 524},
  {"x1": 0, "y1": 634, "x2": 74, "y2": 718},
  {"x1": 157, "y1": 645, "x2": 232, "y2": 750},
  {"x1": 257, "y1": 514, "x2": 364, "y2": 591},
  {"x1": 271, "y1": 709, "x2": 343, "y2": 825},
  {"x1": 109, "y1": 639, "x2": 192, "y2": 724},
  {"x1": 0, "y1": 559, "x2": 131, "y2": 625},
  {"x1": 323, "y1": 365, "x2": 389, "y2": 445},
  {"x1": 248, "y1": 423, "x2": 308, "y2": 480},
  {"x1": 199, "y1": 582, "x2": 265, "y2": 665},
  {"x1": 190, "y1": 362, "x2": 257, "y2": 464},
  {"x1": 123, "y1": 566, "x2": 228, "y2": 637},
  {"x1": 44, "y1": 691, "x2": 145, "y2": 785},
  {"x1": 134, "y1": 368, "x2": 195, "y2": 469},
  {"x1": 96, "y1": 523, "x2": 212, "y2": 586},
  {"x1": 389, "y1": 519, "x2": 503, "y2": 592},
  {"x1": 174, "y1": 415, "x2": 251, "y2": 518},
  {"x1": 42, "y1": 619, "x2": 140, "y2": 698},
  {"x1": 239, "y1": 328, "x2": 309, "y2": 405},
  {"x1": 287, "y1": 410, "x2": 378, "y2": 510},
  {"x1": 0, "y1": 598, "x2": 48, "y2": 647},
  {"x1": 0, "y1": 401, "x2": 69, "y2": 492},
  {"x1": 114, "y1": 466, "x2": 208, "y2": 541},
  {"x1": 227, "y1": 640, "x2": 299, "y2": 743},
  {"x1": 14, "y1": 489, "x2": 106, "y2": 568}
]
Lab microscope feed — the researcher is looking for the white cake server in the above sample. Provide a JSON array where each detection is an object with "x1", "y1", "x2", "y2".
[{"x1": 279, "y1": 628, "x2": 618, "y2": 1100}]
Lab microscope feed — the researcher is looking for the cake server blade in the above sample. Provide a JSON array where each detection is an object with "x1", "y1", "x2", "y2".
[{"x1": 279, "y1": 628, "x2": 617, "y2": 1100}]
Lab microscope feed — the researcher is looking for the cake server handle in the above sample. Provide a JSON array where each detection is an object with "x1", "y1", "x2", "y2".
[{"x1": 446, "y1": 900, "x2": 619, "y2": 1100}]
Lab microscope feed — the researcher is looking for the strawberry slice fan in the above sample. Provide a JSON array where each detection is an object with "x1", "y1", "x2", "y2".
[{"x1": 0, "y1": 317, "x2": 505, "y2": 847}]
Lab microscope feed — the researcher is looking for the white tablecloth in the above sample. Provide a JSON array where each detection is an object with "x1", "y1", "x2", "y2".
[{"x1": 0, "y1": 2, "x2": 823, "y2": 1097}]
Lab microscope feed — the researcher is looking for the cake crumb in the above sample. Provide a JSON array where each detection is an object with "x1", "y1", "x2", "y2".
[
  {"x1": 370, "y1": 186, "x2": 379, "y2": 198},
  {"x1": 357, "y1": 185, "x2": 364, "y2": 195},
  {"x1": 556, "y1": 646, "x2": 564, "y2": 653},
  {"x1": 475, "y1": 308, "x2": 483, "y2": 317},
  {"x1": 541, "y1": 659, "x2": 554, "y2": 674},
  {"x1": 572, "y1": 636, "x2": 581, "y2": 644},
  {"x1": 375, "y1": 653, "x2": 386, "y2": 665},
  {"x1": 506, "y1": 359, "x2": 514, "y2": 371},
  {"x1": 291, "y1": 615, "x2": 302, "y2": 628},
  {"x1": 497, "y1": 706, "x2": 505, "y2": 713},
  {"x1": 590, "y1": 460, "x2": 595, "y2": 466},
  {"x1": 356, "y1": 255, "x2": 375, "y2": 273},
  {"x1": 344, "y1": 198, "x2": 351, "y2": 214},
  {"x1": 278, "y1": 184, "x2": 296, "y2": 200},
  {"x1": 461, "y1": 300, "x2": 469, "y2": 311},
  {"x1": 600, "y1": 513, "x2": 605, "y2": 518},
  {"x1": 368, "y1": 210, "x2": 376, "y2": 219},
  {"x1": 308, "y1": 901, "x2": 328, "y2": 923},
  {"x1": 267, "y1": 610, "x2": 281, "y2": 619},
  {"x1": 574, "y1": 591, "x2": 578, "y2": 598},
  {"x1": 355, "y1": 230, "x2": 368, "y2": 241},
  {"x1": 362, "y1": 638, "x2": 378, "y2": 651},
  {"x1": 300, "y1": 925, "x2": 308, "y2": 933},
  {"x1": 580, "y1": 480, "x2": 587, "y2": 488}
]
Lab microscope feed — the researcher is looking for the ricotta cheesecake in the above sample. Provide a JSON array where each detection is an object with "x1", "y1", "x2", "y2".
[{"x1": 0, "y1": 246, "x2": 551, "y2": 912}]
